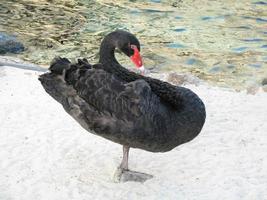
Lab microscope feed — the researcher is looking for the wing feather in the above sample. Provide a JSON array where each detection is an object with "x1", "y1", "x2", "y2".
[{"x1": 72, "y1": 68, "x2": 151, "y2": 122}]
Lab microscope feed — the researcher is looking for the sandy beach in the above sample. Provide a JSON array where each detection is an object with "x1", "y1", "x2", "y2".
[{"x1": 0, "y1": 61, "x2": 267, "y2": 200}]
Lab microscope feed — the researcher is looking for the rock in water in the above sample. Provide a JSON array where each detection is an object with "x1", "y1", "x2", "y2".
[
  {"x1": 262, "y1": 78, "x2": 267, "y2": 86},
  {"x1": 0, "y1": 33, "x2": 25, "y2": 54}
]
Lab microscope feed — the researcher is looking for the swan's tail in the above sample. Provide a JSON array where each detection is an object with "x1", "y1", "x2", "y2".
[
  {"x1": 49, "y1": 57, "x2": 71, "y2": 75},
  {"x1": 40, "y1": 57, "x2": 92, "y2": 83},
  {"x1": 38, "y1": 57, "x2": 92, "y2": 104}
]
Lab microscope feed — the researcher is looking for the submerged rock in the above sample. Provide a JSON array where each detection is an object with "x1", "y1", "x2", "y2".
[
  {"x1": 0, "y1": 33, "x2": 25, "y2": 54},
  {"x1": 261, "y1": 78, "x2": 267, "y2": 86},
  {"x1": 247, "y1": 85, "x2": 259, "y2": 95},
  {"x1": 261, "y1": 79, "x2": 267, "y2": 93},
  {"x1": 262, "y1": 85, "x2": 267, "y2": 93},
  {"x1": 167, "y1": 72, "x2": 201, "y2": 86}
]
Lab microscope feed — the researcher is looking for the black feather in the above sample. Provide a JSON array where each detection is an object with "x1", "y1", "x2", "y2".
[{"x1": 49, "y1": 57, "x2": 71, "y2": 75}]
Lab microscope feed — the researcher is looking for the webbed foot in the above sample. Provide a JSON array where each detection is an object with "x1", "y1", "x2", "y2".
[{"x1": 114, "y1": 167, "x2": 153, "y2": 183}]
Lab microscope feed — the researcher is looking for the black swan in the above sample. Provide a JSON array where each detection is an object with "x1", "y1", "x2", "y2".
[{"x1": 39, "y1": 30, "x2": 206, "y2": 182}]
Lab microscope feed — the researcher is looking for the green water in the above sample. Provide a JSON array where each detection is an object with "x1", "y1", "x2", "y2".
[{"x1": 0, "y1": 0, "x2": 266, "y2": 90}]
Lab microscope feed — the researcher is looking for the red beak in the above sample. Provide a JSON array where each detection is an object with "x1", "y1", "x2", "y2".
[{"x1": 130, "y1": 45, "x2": 143, "y2": 69}]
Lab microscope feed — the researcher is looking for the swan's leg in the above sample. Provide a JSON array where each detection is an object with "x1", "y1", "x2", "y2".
[
  {"x1": 120, "y1": 145, "x2": 129, "y2": 170},
  {"x1": 113, "y1": 145, "x2": 153, "y2": 183}
]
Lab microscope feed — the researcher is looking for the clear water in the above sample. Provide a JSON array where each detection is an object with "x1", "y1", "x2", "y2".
[{"x1": 0, "y1": 0, "x2": 266, "y2": 90}]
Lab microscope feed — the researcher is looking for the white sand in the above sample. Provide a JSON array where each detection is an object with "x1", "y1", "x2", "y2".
[{"x1": 0, "y1": 66, "x2": 267, "y2": 200}]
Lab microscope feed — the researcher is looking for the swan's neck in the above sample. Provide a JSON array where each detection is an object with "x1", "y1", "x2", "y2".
[{"x1": 99, "y1": 34, "x2": 118, "y2": 67}]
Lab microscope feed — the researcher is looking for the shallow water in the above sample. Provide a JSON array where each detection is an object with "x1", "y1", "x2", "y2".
[{"x1": 0, "y1": 0, "x2": 266, "y2": 90}]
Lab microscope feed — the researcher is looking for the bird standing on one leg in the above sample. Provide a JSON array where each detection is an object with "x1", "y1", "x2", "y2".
[{"x1": 39, "y1": 30, "x2": 206, "y2": 182}]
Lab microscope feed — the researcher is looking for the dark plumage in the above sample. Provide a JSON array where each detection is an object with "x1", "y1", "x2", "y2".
[{"x1": 39, "y1": 30, "x2": 206, "y2": 179}]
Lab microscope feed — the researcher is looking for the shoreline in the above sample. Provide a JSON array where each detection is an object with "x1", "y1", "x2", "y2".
[
  {"x1": 0, "y1": 55, "x2": 48, "y2": 72},
  {"x1": 0, "y1": 55, "x2": 266, "y2": 95}
]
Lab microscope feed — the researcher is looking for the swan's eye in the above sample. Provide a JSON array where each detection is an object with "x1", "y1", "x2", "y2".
[
  {"x1": 125, "y1": 44, "x2": 134, "y2": 56},
  {"x1": 130, "y1": 45, "x2": 137, "y2": 50}
]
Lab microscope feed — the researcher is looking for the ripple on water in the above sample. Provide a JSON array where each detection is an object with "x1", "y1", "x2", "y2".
[
  {"x1": 242, "y1": 38, "x2": 264, "y2": 42},
  {"x1": 215, "y1": 15, "x2": 226, "y2": 20},
  {"x1": 253, "y1": 1, "x2": 267, "y2": 5},
  {"x1": 232, "y1": 47, "x2": 248, "y2": 52},
  {"x1": 256, "y1": 18, "x2": 267, "y2": 23},
  {"x1": 150, "y1": 0, "x2": 161, "y2": 3},
  {"x1": 175, "y1": 16, "x2": 183, "y2": 20},
  {"x1": 173, "y1": 28, "x2": 186, "y2": 32},
  {"x1": 201, "y1": 16, "x2": 225, "y2": 21},
  {"x1": 166, "y1": 43, "x2": 185, "y2": 48},
  {"x1": 142, "y1": 9, "x2": 172, "y2": 13},
  {"x1": 242, "y1": 16, "x2": 267, "y2": 23},
  {"x1": 226, "y1": 65, "x2": 235, "y2": 69},
  {"x1": 242, "y1": 16, "x2": 254, "y2": 19},
  {"x1": 129, "y1": 10, "x2": 141, "y2": 15},
  {"x1": 186, "y1": 58, "x2": 197, "y2": 65},
  {"x1": 201, "y1": 16, "x2": 213, "y2": 20},
  {"x1": 249, "y1": 63, "x2": 262, "y2": 68},
  {"x1": 234, "y1": 26, "x2": 252, "y2": 30},
  {"x1": 209, "y1": 66, "x2": 222, "y2": 73}
]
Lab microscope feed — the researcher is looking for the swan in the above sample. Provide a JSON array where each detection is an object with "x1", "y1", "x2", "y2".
[{"x1": 39, "y1": 30, "x2": 206, "y2": 182}]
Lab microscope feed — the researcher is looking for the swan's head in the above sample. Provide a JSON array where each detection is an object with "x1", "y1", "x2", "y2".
[{"x1": 116, "y1": 31, "x2": 145, "y2": 74}]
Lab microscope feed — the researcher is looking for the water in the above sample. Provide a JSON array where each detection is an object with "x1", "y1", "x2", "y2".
[{"x1": 0, "y1": 0, "x2": 266, "y2": 90}]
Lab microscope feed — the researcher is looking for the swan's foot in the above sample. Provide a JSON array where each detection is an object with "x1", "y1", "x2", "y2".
[
  {"x1": 113, "y1": 167, "x2": 153, "y2": 183},
  {"x1": 113, "y1": 145, "x2": 153, "y2": 183}
]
